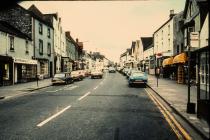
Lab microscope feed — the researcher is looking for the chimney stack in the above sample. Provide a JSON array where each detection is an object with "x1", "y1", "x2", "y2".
[
  {"x1": 169, "y1": 10, "x2": 175, "y2": 18},
  {"x1": 76, "y1": 38, "x2": 79, "y2": 43}
]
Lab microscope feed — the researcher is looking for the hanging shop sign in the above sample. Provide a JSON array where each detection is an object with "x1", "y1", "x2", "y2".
[{"x1": 190, "y1": 32, "x2": 199, "y2": 48}]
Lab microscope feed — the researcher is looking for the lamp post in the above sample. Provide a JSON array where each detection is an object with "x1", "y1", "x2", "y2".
[{"x1": 186, "y1": 32, "x2": 196, "y2": 114}]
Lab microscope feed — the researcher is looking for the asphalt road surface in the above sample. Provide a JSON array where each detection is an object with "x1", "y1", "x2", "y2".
[{"x1": 0, "y1": 72, "x2": 178, "y2": 140}]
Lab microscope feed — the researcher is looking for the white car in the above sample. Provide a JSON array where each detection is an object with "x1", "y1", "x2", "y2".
[{"x1": 91, "y1": 70, "x2": 103, "y2": 79}]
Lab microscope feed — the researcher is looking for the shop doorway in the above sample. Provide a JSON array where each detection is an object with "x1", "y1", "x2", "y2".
[
  {"x1": 0, "y1": 64, "x2": 3, "y2": 86},
  {"x1": 17, "y1": 64, "x2": 22, "y2": 83}
]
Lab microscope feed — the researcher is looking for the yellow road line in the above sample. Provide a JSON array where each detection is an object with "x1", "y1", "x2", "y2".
[{"x1": 145, "y1": 88, "x2": 192, "y2": 140}]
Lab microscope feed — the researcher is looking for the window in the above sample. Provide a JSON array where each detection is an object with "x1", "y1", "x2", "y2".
[
  {"x1": 177, "y1": 45, "x2": 179, "y2": 54},
  {"x1": 47, "y1": 42, "x2": 51, "y2": 56},
  {"x1": 39, "y1": 23, "x2": 43, "y2": 34},
  {"x1": 39, "y1": 39, "x2": 43, "y2": 55},
  {"x1": 25, "y1": 40, "x2": 29, "y2": 54},
  {"x1": 9, "y1": 36, "x2": 14, "y2": 51},
  {"x1": 168, "y1": 25, "x2": 170, "y2": 36},
  {"x1": 47, "y1": 28, "x2": 50, "y2": 38}
]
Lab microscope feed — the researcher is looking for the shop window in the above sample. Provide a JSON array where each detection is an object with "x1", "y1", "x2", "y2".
[
  {"x1": 199, "y1": 51, "x2": 209, "y2": 99},
  {"x1": 9, "y1": 36, "x2": 14, "y2": 51},
  {"x1": 39, "y1": 39, "x2": 43, "y2": 55},
  {"x1": 39, "y1": 23, "x2": 43, "y2": 34},
  {"x1": 25, "y1": 40, "x2": 29, "y2": 54},
  {"x1": 3, "y1": 64, "x2": 9, "y2": 80}
]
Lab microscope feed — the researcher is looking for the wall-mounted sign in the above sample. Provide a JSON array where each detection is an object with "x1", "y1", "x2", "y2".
[
  {"x1": 13, "y1": 58, "x2": 37, "y2": 65},
  {"x1": 190, "y1": 32, "x2": 199, "y2": 48}
]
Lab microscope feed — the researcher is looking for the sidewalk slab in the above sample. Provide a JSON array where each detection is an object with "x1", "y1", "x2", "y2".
[
  {"x1": 147, "y1": 75, "x2": 209, "y2": 139},
  {"x1": 0, "y1": 79, "x2": 52, "y2": 99}
]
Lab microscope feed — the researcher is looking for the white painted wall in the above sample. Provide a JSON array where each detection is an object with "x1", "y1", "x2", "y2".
[
  {"x1": 0, "y1": 31, "x2": 33, "y2": 60},
  {"x1": 200, "y1": 13, "x2": 209, "y2": 48},
  {"x1": 139, "y1": 39, "x2": 144, "y2": 61},
  {"x1": 143, "y1": 47, "x2": 153, "y2": 60},
  {"x1": 154, "y1": 18, "x2": 174, "y2": 57}
]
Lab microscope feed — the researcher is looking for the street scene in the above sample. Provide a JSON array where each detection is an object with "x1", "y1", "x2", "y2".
[{"x1": 0, "y1": 0, "x2": 209, "y2": 140}]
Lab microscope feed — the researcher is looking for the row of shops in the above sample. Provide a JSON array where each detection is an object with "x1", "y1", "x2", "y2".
[{"x1": 0, "y1": 56, "x2": 86, "y2": 86}]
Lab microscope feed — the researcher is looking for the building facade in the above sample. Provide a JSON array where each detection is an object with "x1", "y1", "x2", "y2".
[
  {"x1": 183, "y1": 0, "x2": 209, "y2": 121},
  {"x1": 0, "y1": 21, "x2": 37, "y2": 86}
]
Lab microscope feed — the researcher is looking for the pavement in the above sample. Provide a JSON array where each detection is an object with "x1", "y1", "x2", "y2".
[
  {"x1": 0, "y1": 78, "x2": 52, "y2": 99},
  {"x1": 147, "y1": 74, "x2": 209, "y2": 139}
]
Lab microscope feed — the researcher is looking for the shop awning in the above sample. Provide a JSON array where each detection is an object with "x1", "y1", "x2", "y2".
[
  {"x1": 162, "y1": 57, "x2": 173, "y2": 67},
  {"x1": 173, "y1": 53, "x2": 187, "y2": 64}
]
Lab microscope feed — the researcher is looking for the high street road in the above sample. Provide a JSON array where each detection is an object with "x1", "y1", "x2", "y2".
[{"x1": 0, "y1": 72, "x2": 186, "y2": 140}]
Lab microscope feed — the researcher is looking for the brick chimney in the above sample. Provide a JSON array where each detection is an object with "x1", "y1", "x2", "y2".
[
  {"x1": 65, "y1": 31, "x2": 70, "y2": 36},
  {"x1": 76, "y1": 38, "x2": 79, "y2": 43}
]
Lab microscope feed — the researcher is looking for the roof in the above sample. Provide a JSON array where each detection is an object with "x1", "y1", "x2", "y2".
[
  {"x1": 0, "y1": 21, "x2": 31, "y2": 40},
  {"x1": 183, "y1": 0, "x2": 208, "y2": 26},
  {"x1": 65, "y1": 32, "x2": 79, "y2": 48},
  {"x1": 140, "y1": 37, "x2": 153, "y2": 51},
  {"x1": 28, "y1": 5, "x2": 53, "y2": 28}
]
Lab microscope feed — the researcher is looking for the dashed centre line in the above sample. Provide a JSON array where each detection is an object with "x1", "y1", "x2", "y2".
[
  {"x1": 93, "y1": 86, "x2": 98, "y2": 90},
  {"x1": 78, "y1": 91, "x2": 91, "y2": 101},
  {"x1": 37, "y1": 105, "x2": 71, "y2": 127}
]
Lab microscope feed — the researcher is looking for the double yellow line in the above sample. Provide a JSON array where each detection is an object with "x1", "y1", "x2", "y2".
[{"x1": 144, "y1": 88, "x2": 192, "y2": 140}]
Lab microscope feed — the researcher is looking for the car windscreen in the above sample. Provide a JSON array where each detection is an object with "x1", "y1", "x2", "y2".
[
  {"x1": 54, "y1": 74, "x2": 65, "y2": 78},
  {"x1": 131, "y1": 72, "x2": 145, "y2": 77}
]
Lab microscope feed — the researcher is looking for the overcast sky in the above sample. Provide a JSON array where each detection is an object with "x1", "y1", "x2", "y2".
[{"x1": 20, "y1": 1, "x2": 186, "y2": 62}]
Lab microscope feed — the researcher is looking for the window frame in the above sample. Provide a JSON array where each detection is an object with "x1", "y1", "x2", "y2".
[{"x1": 39, "y1": 39, "x2": 43, "y2": 55}]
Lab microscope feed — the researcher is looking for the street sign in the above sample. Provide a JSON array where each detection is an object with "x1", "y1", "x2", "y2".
[{"x1": 190, "y1": 32, "x2": 199, "y2": 48}]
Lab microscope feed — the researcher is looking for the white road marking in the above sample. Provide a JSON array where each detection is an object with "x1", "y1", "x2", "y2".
[
  {"x1": 37, "y1": 105, "x2": 71, "y2": 127},
  {"x1": 46, "y1": 89, "x2": 60, "y2": 93},
  {"x1": 64, "y1": 85, "x2": 78, "y2": 90},
  {"x1": 93, "y1": 86, "x2": 98, "y2": 90},
  {"x1": 78, "y1": 91, "x2": 91, "y2": 101}
]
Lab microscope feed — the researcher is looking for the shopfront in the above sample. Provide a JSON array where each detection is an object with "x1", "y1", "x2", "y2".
[
  {"x1": 162, "y1": 57, "x2": 175, "y2": 79},
  {"x1": 13, "y1": 58, "x2": 37, "y2": 83},
  {"x1": 0, "y1": 56, "x2": 13, "y2": 86},
  {"x1": 197, "y1": 47, "x2": 209, "y2": 122},
  {"x1": 173, "y1": 53, "x2": 188, "y2": 84},
  {"x1": 38, "y1": 59, "x2": 49, "y2": 78},
  {"x1": 61, "y1": 57, "x2": 72, "y2": 72}
]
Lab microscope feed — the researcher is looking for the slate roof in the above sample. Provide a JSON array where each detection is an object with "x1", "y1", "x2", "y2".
[
  {"x1": 0, "y1": 21, "x2": 31, "y2": 40},
  {"x1": 140, "y1": 37, "x2": 153, "y2": 51},
  {"x1": 28, "y1": 5, "x2": 53, "y2": 28}
]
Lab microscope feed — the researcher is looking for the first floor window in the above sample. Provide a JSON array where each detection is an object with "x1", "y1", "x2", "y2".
[
  {"x1": 39, "y1": 39, "x2": 43, "y2": 55},
  {"x1": 9, "y1": 36, "x2": 14, "y2": 51},
  {"x1": 25, "y1": 40, "x2": 29, "y2": 54},
  {"x1": 47, "y1": 42, "x2": 51, "y2": 56}
]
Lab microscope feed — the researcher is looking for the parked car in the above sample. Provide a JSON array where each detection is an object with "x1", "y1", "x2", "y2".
[
  {"x1": 126, "y1": 68, "x2": 139, "y2": 78},
  {"x1": 78, "y1": 70, "x2": 86, "y2": 79},
  {"x1": 122, "y1": 68, "x2": 129, "y2": 76},
  {"x1": 52, "y1": 72, "x2": 74, "y2": 85},
  {"x1": 128, "y1": 71, "x2": 148, "y2": 86},
  {"x1": 71, "y1": 71, "x2": 81, "y2": 81},
  {"x1": 84, "y1": 69, "x2": 91, "y2": 77},
  {"x1": 91, "y1": 70, "x2": 103, "y2": 79},
  {"x1": 108, "y1": 67, "x2": 116, "y2": 73}
]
